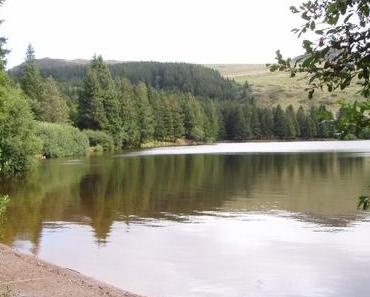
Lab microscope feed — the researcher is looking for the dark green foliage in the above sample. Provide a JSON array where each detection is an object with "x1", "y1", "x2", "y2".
[
  {"x1": 41, "y1": 76, "x2": 70, "y2": 123},
  {"x1": 0, "y1": 2, "x2": 41, "y2": 177},
  {"x1": 19, "y1": 46, "x2": 70, "y2": 124},
  {"x1": 116, "y1": 78, "x2": 141, "y2": 147},
  {"x1": 337, "y1": 101, "x2": 370, "y2": 138},
  {"x1": 273, "y1": 105, "x2": 288, "y2": 139},
  {"x1": 286, "y1": 105, "x2": 299, "y2": 138},
  {"x1": 316, "y1": 105, "x2": 334, "y2": 138},
  {"x1": 358, "y1": 195, "x2": 369, "y2": 210},
  {"x1": 10, "y1": 51, "x2": 339, "y2": 159},
  {"x1": 78, "y1": 56, "x2": 123, "y2": 146},
  {"x1": 0, "y1": 75, "x2": 41, "y2": 175},
  {"x1": 134, "y1": 83, "x2": 155, "y2": 143},
  {"x1": 78, "y1": 57, "x2": 109, "y2": 130},
  {"x1": 83, "y1": 129, "x2": 114, "y2": 151},
  {"x1": 36, "y1": 122, "x2": 89, "y2": 158},
  {"x1": 19, "y1": 44, "x2": 45, "y2": 119},
  {"x1": 359, "y1": 128, "x2": 370, "y2": 139},
  {"x1": 12, "y1": 60, "x2": 252, "y2": 102}
]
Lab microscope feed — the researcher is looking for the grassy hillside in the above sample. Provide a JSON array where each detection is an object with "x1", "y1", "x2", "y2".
[{"x1": 208, "y1": 64, "x2": 364, "y2": 111}]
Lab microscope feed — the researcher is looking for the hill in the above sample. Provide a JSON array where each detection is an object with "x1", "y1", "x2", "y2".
[
  {"x1": 10, "y1": 59, "x2": 249, "y2": 102},
  {"x1": 207, "y1": 64, "x2": 363, "y2": 111}
]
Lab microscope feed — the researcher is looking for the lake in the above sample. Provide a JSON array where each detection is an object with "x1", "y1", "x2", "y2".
[{"x1": 1, "y1": 141, "x2": 370, "y2": 297}]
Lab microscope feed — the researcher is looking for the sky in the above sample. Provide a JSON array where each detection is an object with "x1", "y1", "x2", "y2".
[{"x1": 1, "y1": 0, "x2": 304, "y2": 68}]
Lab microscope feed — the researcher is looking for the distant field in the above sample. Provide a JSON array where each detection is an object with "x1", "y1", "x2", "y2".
[{"x1": 208, "y1": 64, "x2": 363, "y2": 110}]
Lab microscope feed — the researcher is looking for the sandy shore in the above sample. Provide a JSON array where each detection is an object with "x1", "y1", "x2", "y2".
[{"x1": 0, "y1": 244, "x2": 144, "y2": 297}]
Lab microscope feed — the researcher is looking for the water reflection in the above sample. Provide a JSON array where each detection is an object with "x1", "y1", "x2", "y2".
[
  {"x1": 2, "y1": 148, "x2": 370, "y2": 297},
  {"x1": 1, "y1": 152, "x2": 369, "y2": 246}
]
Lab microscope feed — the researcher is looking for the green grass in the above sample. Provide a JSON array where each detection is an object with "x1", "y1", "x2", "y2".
[{"x1": 208, "y1": 64, "x2": 364, "y2": 111}]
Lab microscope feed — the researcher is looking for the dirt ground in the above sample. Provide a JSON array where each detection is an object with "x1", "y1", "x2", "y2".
[{"x1": 0, "y1": 244, "x2": 144, "y2": 297}]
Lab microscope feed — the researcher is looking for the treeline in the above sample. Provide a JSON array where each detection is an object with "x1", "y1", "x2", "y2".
[
  {"x1": 11, "y1": 59, "x2": 250, "y2": 102},
  {"x1": 15, "y1": 46, "x2": 337, "y2": 151},
  {"x1": 0, "y1": 40, "x2": 353, "y2": 177}
]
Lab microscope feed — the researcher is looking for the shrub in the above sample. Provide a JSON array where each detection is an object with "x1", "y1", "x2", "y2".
[
  {"x1": 0, "y1": 76, "x2": 41, "y2": 176},
  {"x1": 83, "y1": 129, "x2": 114, "y2": 151},
  {"x1": 190, "y1": 127, "x2": 205, "y2": 143},
  {"x1": 36, "y1": 122, "x2": 89, "y2": 158},
  {"x1": 359, "y1": 128, "x2": 370, "y2": 140},
  {"x1": 342, "y1": 133, "x2": 357, "y2": 141}
]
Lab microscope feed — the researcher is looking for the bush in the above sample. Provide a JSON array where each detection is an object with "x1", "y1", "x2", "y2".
[
  {"x1": 190, "y1": 127, "x2": 205, "y2": 143},
  {"x1": 342, "y1": 133, "x2": 358, "y2": 141},
  {"x1": 359, "y1": 128, "x2": 370, "y2": 140},
  {"x1": 37, "y1": 122, "x2": 89, "y2": 158},
  {"x1": 83, "y1": 129, "x2": 114, "y2": 151},
  {"x1": 0, "y1": 76, "x2": 41, "y2": 175}
]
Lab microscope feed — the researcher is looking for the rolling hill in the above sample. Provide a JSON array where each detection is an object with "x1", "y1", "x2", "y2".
[{"x1": 208, "y1": 64, "x2": 364, "y2": 111}]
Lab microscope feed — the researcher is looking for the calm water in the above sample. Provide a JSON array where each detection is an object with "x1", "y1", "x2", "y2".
[{"x1": 2, "y1": 141, "x2": 370, "y2": 297}]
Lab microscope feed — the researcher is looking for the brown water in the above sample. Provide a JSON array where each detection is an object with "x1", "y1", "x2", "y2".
[{"x1": 1, "y1": 141, "x2": 370, "y2": 297}]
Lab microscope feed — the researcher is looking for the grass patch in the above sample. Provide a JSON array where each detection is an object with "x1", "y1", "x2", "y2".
[{"x1": 207, "y1": 64, "x2": 364, "y2": 111}]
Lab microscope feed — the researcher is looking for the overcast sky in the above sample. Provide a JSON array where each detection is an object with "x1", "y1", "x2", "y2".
[{"x1": 1, "y1": 0, "x2": 304, "y2": 68}]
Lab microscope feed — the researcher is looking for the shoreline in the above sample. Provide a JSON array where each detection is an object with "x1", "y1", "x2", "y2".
[{"x1": 0, "y1": 243, "x2": 144, "y2": 297}]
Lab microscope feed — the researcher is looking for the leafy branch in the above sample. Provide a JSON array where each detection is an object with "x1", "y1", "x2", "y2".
[{"x1": 268, "y1": 0, "x2": 370, "y2": 99}]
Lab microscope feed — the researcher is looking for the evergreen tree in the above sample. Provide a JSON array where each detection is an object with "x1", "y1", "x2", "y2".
[
  {"x1": 202, "y1": 100, "x2": 220, "y2": 142},
  {"x1": 134, "y1": 82, "x2": 155, "y2": 143},
  {"x1": 78, "y1": 66, "x2": 107, "y2": 130},
  {"x1": 273, "y1": 105, "x2": 288, "y2": 139},
  {"x1": 169, "y1": 95, "x2": 185, "y2": 140},
  {"x1": 181, "y1": 94, "x2": 205, "y2": 142},
  {"x1": 41, "y1": 76, "x2": 70, "y2": 123},
  {"x1": 296, "y1": 106, "x2": 308, "y2": 138},
  {"x1": 78, "y1": 55, "x2": 122, "y2": 146},
  {"x1": 260, "y1": 108, "x2": 274, "y2": 139},
  {"x1": 19, "y1": 44, "x2": 45, "y2": 119},
  {"x1": 116, "y1": 78, "x2": 141, "y2": 147},
  {"x1": 285, "y1": 105, "x2": 298, "y2": 138},
  {"x1": 251, "y1": 107, "x2": 263, "y2": 140}
]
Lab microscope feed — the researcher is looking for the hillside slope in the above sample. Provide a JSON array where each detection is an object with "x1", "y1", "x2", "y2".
[{"x1": 208, "y1": 64, "x2": 363, "y2": 110}]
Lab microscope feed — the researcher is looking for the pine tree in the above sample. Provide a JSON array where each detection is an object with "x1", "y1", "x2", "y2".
[
  {"x1": 251, "y1": 107, "x2": 263, "y2": 140},
  {"x1": 273, "y1": 105, "x2": 288, "y2": 139},
  {"x1": 169, "y1": 95, "x2": 185, "y2": 141},
  {"x1": 116, "y1": 78, "x2": 141, "y2": 147},
  {"x1": 78, "y1": 66, "x2": 107, "y2": 130},
  {"x1": 285, "y1": 105, "x2": 299, "y2": 138},
  {"x1": 78, "y1": 55, "x2": 122, "y2": 146},
  {"x1": 260, "y1": 108, "x2": 274, "y2": 139},
  {"x1": 181, "y1": 94, "x2": 205, "y2": 142},
  {"x1": 296, "y1": 106, "x2": 307, "y2": 138},
  {"x1": 19, "y1": 44, "x2": 45, "y2": 119},
  {"x1": 41, "y1": 76, "x2": 70, "y2": 123},
  {"x1": 134, "y1": 82, "x2": 154, "y2": 144}
]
